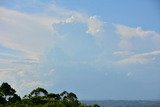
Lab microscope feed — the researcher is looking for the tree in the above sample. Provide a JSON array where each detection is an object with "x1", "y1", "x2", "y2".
[
  {"x1": 60, "y1": 91, "x2": 68, "y2": 100},
  {"x1": 0, "y1": 82, "x2": 100, "y2": 107},
  {"x1": 92, "y1": 104, "x2": 100, "y2": 107},
  {"x1": 68, "y1": 92, "x2": 78, "y2": 101},
  {"x1": 30, "y1": 87, "x2": 48, "y2": 97},
  {"x1": 0, "y1": 82, "x2": 16, "y2": 101},
  {"x1": 0, "y1": 95, "x2": 6, "y2": 104},
  {"x1": 47, "y1": 93, "x2": 61, "y2": 100},
  {"x1": 60, "y1": 91, "x2": 78, "y2": 101},
  {"x1": 8, "y1": 94, "x2": 21, "y2": 103}
]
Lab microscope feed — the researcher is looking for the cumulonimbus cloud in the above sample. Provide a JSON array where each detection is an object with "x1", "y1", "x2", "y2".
[{"x1": 0, "y1": 4, "x2": 104, "y2": 94}]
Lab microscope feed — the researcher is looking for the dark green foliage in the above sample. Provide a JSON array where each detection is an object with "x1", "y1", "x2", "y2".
[
  {"x1": 8, "y1": 94, "x2": 21, "y2": 103},
  {"x1": 47, "y1": 93, "x2": 61, "y2": 100},
  {"x1": 0, "y1": 82, "x2": 16, "y2": 101},
  {"x1": 68, "y1": 92, "x2": 78, "y2": 101},
  {"x1": 60, "y1": 91, "x2": 78, "y2": 101},
  {"x1": 0, "y1": 95, "x2": 6, "y2": 104},
  {"x1": 60, "y1": 91, "x2": 68, "y2": 100},
  {"x1": 0, "y1": 82, "x2": 20, "y2": 106},
  {"x1": 30, "y1": 87, "x2": 48, "y2": 97},
  {"x1": 0, "y1": 82, "x2": 99, "y2": 107},
  {"x1": 92, "y1": 104, "x2": 100, "y2": 107}
]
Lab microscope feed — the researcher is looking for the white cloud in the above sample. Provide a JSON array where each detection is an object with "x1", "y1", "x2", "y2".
[
  {"x1": 114, "y1": 24, "x2": 160, "y2": 50},
  {"x1": 115, "y1": 24, "x2": 158, "y2": 38},
  {"x1": 54, "y1": 15, "x2": 104, "y2": 36},
  {"x1": 117, "y1": 50, "x2": 160, "y2": 65},
  {"x1": 86, "y1": 16, "x2": 104, "y2": 36},
  {"x1": 0, "y1": 4, "x2": 105, "y2": 94},
  {"x1": 113, "y1": 51, "x2": 134, "y2": 57},
  {"x1": 0, "y1": 6, "x2": 63, "y2": 94},
  {"x1": 0, "y1": 7, "x2": 57, "y2": 63}
]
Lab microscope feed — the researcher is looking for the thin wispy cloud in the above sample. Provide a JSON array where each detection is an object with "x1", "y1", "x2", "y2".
[
  {"x1": 113, "y1": 51, "x2": 134, "y2": 57},
  {"x1": 117, "y1": 50, "x2": 160, "y2": 65},
  {"x1": 114, "y1": 24, "x2": 160, "y2": 66}
]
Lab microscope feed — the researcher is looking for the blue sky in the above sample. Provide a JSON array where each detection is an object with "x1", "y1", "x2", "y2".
[{"x1": 0, "y1": 0, "x2": 160, "y2": 100}]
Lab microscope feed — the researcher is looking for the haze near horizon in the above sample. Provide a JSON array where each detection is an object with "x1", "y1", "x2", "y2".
[{"x1": 0, "y1": 0, "x2": 160, "y2": 100}]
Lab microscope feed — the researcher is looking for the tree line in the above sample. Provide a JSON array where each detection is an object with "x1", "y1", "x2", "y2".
[{"x1": 0, "y1": 82, "x2": 99, "y2": 107}]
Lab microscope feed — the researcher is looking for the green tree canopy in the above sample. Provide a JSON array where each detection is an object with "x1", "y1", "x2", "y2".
[
  {"x1": 30, "y1": 87, "x2": 48, "y2": 97},
  {"x1": 8, "y1": 94, "x2": 21, "y2": 103},
  {"x1": 47, "y1": 93, "x2": 61, "y2": 100},
  {"x1": 0, "y1": 82, "x2": 100, "y2": 107},
  {"x1": 0, "y1": 82, "x2": 16, "y2": 101}
]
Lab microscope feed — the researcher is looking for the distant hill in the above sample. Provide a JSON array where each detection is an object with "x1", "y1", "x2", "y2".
[{"x1": 81, "y1": 100, "x2": 160, "y2": 107}]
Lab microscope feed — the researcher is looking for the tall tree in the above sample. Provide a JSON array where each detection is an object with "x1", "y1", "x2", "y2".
[
  {"x1": 60, "y1": 91, "x2": 78, "y2": 101},
  {"x1": 30, "y1": 87, "x2": 48, "y2": 97},
  {"x1": 68, "y1": 92, "x2": 78, "y2": 101},
  {"x1": 47, "y1": 93, "x2": 61, "y2": 100},
  {"x1": 8, "y1": 94, "x2": 21, "y2": 103},
  {"x1": 0, "y1": 82, "x2": 16, "y2": 101},
  {"x1": 0, "y1": 94, "x2": 6, "y2": 104},
  {"x1": 60, "y1": 91, "x2": 68, "y2": 100}
]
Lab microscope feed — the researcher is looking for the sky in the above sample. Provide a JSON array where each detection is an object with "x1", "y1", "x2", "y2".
[{"x1": 0, "y1": 0, "x2": 160, "y2": 100}]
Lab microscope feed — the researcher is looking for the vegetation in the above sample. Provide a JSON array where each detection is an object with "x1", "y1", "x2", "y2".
[{"x1": 0, "y1": 82, "x2": 99, "y2": 107}]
